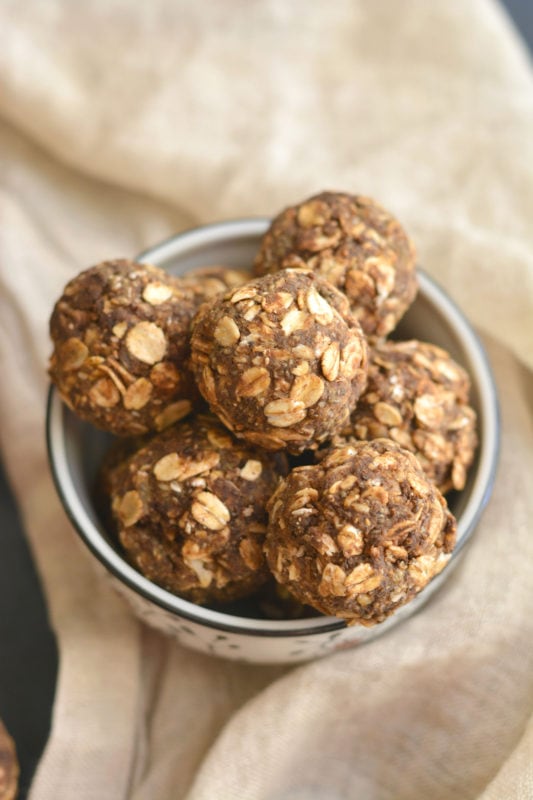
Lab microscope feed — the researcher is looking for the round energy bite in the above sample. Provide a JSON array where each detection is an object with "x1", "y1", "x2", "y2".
[
  {"x1": 0, "y1": 719, "x2": 18, "y2": 800},
  {"x1": 49, "y1": 259, "x2": 198, "y2": 435},
  {"x1": 266, "y1": 440, "x2": 456, "y2": 625},
  {"x1": 254, "y1": 191, "x2": 417, "y2": 338},
  {"x1": 109, "y1": 414, "x2": 286, "y2": 603},
  {"x1": 334, "y1": 340, "x2": 477, "y2": 493},
  {"x1": 190, "y1": 269, "x2": 369, "y2": 454}
]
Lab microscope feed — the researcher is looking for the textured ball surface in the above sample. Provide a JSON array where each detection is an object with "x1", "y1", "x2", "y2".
[
  {"x1": 332, "y1": 340, "x2": 478, "y2": 492},
  {"x1": 266, "y1": 439, "x2": 456, "y2": 624},
  {"x1": 254, "y1": 192, "x2": 417, "y2": 338},
  {"x1": 49, "y1": 259, "x2": 198, "y2": 435},
  {"x1": 108, "y1": 414, "x2": 287, "y2": 603},
  {"x1": 190, "y1": 269, "x2": 369, "y2": 454}
]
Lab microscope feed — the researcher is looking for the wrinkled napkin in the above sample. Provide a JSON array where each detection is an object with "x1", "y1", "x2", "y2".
[{"x1": 0, "y1": 0, "x2": 532, "y2": 797}]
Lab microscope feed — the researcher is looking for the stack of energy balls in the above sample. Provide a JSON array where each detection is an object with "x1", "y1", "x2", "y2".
[{"x1": 49, "y1": 192, "x2": 477, "y2": 625}]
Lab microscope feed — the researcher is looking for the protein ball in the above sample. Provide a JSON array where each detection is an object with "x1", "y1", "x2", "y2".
[
  {"x1": 190, "y1": 269, "x2": 369, "y2": 454},
  {"x1": 109, "y1": 414, "x2": 287, "y2": 603},
  {"x1": 265, "y1": 440, "x2": 456, "y2": 625},
  {"x1": 0, "y1": 719, "x2": 18, "y2": 800},
  {"x1": 49, "y1": 259, "x2": 198, "y2": 435},
  {"x1": 179, "y1": 265, "x2": 252, "y2": 306},
  {"x1": 333, "y1": 340, "x2": 478, "y2": 493},
  {"x1": 254, "y1": 191, "x2": 417, "y2": 338}
]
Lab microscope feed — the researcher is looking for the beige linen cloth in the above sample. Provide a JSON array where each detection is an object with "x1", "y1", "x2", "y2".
[{"x1": 0, "y1": 0, "x2": 532, "y2": 797}]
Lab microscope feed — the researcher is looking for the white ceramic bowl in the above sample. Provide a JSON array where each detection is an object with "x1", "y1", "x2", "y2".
[{"x1": 46, "y1": 219, "x2": 499, "y2": 663}]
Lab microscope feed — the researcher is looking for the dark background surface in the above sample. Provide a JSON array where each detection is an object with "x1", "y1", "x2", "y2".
[
  {"x1": 505, "y1": 0, "x2": 533, "y2": 44},
  {"x1": 0, "y1": 3, "x2": 531, "y2": 798}
]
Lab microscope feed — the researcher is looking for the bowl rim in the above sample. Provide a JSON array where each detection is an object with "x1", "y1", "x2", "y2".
[{"x1": 46, "y1": 217, "x2": 500, "y2": 637}]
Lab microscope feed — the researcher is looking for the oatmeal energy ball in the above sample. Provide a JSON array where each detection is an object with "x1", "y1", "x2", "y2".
[
  {"x1": 49, "y1": 259, "x2": 198, "y2": 436},
  {"x1": 109, "y1": 414, "x2": 286, "y2": 604},
  {"x1": 254, "y1": 191, "x2": 417, "y2": 338},
  {"x1": 266, "y1": 440, "x2": 456, "y2": 625},
  {"x1": 190, "y1": 269, "x2": 369, "y2": 454},
  {"x1": 336, "y1": 340, "x2": 478, "y2": 493},
  {"x1": 0, "y1": 718, "x2": 18, "y2": 800}
]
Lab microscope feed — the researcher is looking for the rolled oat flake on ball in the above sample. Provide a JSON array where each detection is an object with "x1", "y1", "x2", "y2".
[
  {"x1": 265, "y1": 439, "x2": 456, "y2": 625},
  {"x1": 49, "y1": 259, "x2": 199, "y2": 435},
  {"x1": 254, "y1": 191, "x2": 418, "y2": 338},
  {"x1": 190, "y1": 269, "x2": 369, "y2": 454}
]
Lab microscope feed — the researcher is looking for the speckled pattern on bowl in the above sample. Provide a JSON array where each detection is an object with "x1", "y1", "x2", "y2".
[{"x1": 46, "y1": 219, "x2": 500, "y2": 664}]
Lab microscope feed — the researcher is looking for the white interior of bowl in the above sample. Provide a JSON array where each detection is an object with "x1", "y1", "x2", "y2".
[{"x1": 46, "y1": 219, "x2": 499, "y2": 636}]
